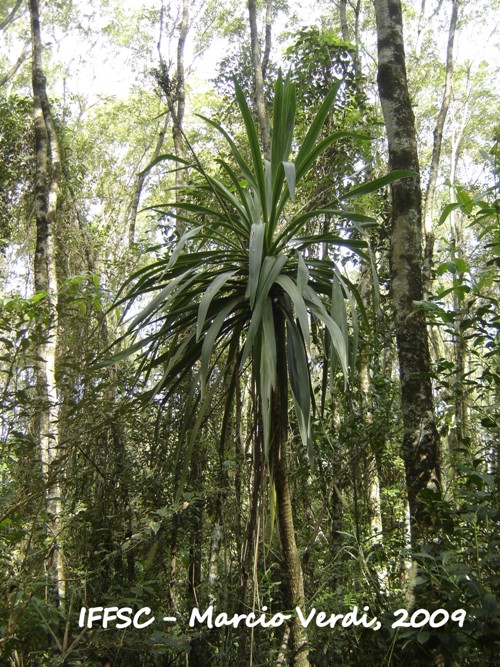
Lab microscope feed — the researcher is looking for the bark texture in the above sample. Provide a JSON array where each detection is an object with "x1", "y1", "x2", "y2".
[
  {"x1": 29, "y1": 0, "x2": 65, "y2": 603},
  {"x1": 374, "y1": 0, "x2": 441, "y2": 547}
]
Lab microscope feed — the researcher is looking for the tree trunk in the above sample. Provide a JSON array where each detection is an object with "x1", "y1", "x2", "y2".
[
  {"x1": 127, "y1": 113, "x2": 169, "y2": 245},
  {"x1": 158, "y1": 0, "x2": 189, "y2": 238},
  {"x1": 448, "y1": 134, "x2": 468, "y2": 468},
  {"x1": 373, "y1": 0, "x2": 441, "y2": 549},
  {"x1": 29, "y1": 0, "x2": 65, "y2": 605},
  {"x1": 0, "y1": 0, "x2": 23, "y2": 31},
  {"x1": 272, "y1": 307, "x2": 309, "y2": 667},
  {"x1": 423, "y1": 0, "x2": 459, "y2": 294},
  {"x1": 172, "y1": 0, "x2": 189, "y2": 235},
  {"x1": 248, "y1": 0, "x2": 271, "y2": 157},
  {"x1": 360, "y1": 355, "x2": 388, "y2": 592},
  {"x1": 0, "y1": 40, "x2": 29, "y2": 88},
  {"x1": 338, "y1": 0, "x2": 362, "y2": 79}
]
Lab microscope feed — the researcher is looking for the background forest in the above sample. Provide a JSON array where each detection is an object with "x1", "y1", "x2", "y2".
[{"x1": 0, "y1": 0, "x2": 499, "y2": 665}]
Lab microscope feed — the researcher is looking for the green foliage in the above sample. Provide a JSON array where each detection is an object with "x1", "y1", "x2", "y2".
[
  {"x1": 113, "y1": 75, "x2": 406, "y2": 483},
  {"x1": 405, "y1": 465, "x2": 500, "y2": 665},
  {"x1": 0, "y1": 95, "x2": 35, "y2": 249},
  {"x1": 284, "y1": 27, "x2": 363, "y2": 121},
  {"x1": 2, "y1": 3, "x2": 499, "y2": 664}
]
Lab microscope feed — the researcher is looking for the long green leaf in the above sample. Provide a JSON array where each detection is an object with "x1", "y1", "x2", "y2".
[
  {"x1": 285, "y1": 313, "x2": 311, "y2": 452},
  {"x1": 341, "y1": 170, "x2": 417, "y2": 200},
  {"x1": 138, "y1": 152, "x2": 191, "y2": 177},
  {"x1": 260, "y1": 297, "x2": 277, "y2": 459},
  {"x1": 240, "y1": 254, "x2": 288, "y2": 369},
  {"x1": 283, "y1": 161, "x2": 296, "y2": 202},
  {"x1": 197, "y1": 270, "x2": 238, "y2": 341},
  {"x1": 248, "y1": 224, "x2": 266, "y2": 308},
  {"x1": 275, "y1": 274, "x2": 310, "y2": 350},
  {"x1": 201, "y1": 298, "x2": 241, "y2": 391},
  {"x1": 273, "y1": 208, "x2": 376, "y2": 252},
  {"x1": 331, "y1": 275, "x2": 348, "y2": 363},
  {"x1": 296, "y1": 131, "x2": 371, "y2": 184},
  {"x1": 295, "y1": 80, "x2": 341, "y2": 172},
  {"x1": 125, "y1": 270, "x2": 195, "y2": 333},
  {"x1": 304, "y1": 285, "x2": 348, "y2": 378},
  {"x1": 197, "y1": 113, "x2": 257, "y2": 191},
  {"x1": 234, "y1": 80, "x2": 267, "y2": 220},
  {"x1": 168, "y1": 226, "x2": 203, "y2": 269},
  {"x1": 297, "y1": 253, "x2": 309, "y2": 293}
]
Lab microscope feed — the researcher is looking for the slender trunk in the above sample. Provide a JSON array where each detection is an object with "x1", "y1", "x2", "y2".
[
  {"x1": 448, "y1": 138, "x2": 468, "y2": 466},
  {"x1": 207, "y1": 521, "x2": 223, "y2": 607},
  {"x1": 127, "y1": 113, "x2": 169, "y2": 245},
  {"x1": 0, "y1": 0, "x2": 23, "y2": 31},
  {"x1": 0, "y1": 40, "x2": 29, "y2": 88},
  {"x1": 29, "y1": 0, "x2": 65, "y2": 605},
  {"x1": 415, "y1": 0, "x2": 445, "y2": 58},
  {"x1": 339, "y1": 0, "x2": 362, "y2": 79},
  {"x1": 340, "y1": 0, "x2": 349, "y2": 41},
  {"x1": 173, "y1": 0, "x2": 189, "y2": 234},
  {"x1": 261, "y1": 0, "x2": 273, "y2": 80},
  {"x1": 374, "y1": 0, "x2": 441, "y2": 548},
  {"x1": 271, "y1": 306, "x2": 309, "y2": 667},
  {"x1": 360, "y1": 353, "x2": 388, "y2": 592},
  {"x1": 158, "y1": 0, "x2": 189, "y2": 237},
  {"x1": 188, "y1": 446, "x2": 205, "y2": 667},
  {"x1": 248, "y1": 0, "x2": 271, "y2": 158},
  {"x1": 423, "y1": 0, "x2": 459, "y2": 294}
]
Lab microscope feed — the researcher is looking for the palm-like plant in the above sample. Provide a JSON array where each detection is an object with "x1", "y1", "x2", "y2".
[{"x1": 115, "y1": 74, "x2": 409, "y2": 666}]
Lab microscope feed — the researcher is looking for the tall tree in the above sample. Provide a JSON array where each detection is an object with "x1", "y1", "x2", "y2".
[
  {"x1": 422, "y1": 0, "x2": 459, "y2": 293},
  {"x1": 373, "y1": 0, "x2": 441, "y2": 548},
  {"x1": 29, "y1": 0, "x2": 65, "y2": 603},
  {"x1": 114, "y1": 75, "x2": 395, "y2": 667}
]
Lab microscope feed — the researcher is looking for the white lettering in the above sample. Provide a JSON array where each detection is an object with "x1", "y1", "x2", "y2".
[
  {"x1": 190, "y1": 605, "x2": 214, "y2": 628},
  {"x1": 133, "y1": 608, "x2": 155, "y2": 628},
  {"x1": 296, "y1": 607, "x2": 317, "y2": 628}
]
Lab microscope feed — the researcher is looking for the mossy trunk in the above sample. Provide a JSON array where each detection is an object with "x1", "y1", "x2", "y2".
[{"x1": 374, "y1": 0, "x2": 441, "y2": 549}]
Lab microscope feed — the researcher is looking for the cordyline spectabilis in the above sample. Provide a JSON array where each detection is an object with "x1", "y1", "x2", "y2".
[{"x1": 113, "y1": 74, "x2": 411, "y2": 489}]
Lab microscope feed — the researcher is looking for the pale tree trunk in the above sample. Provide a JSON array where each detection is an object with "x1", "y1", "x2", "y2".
[
  {"x1": 415, "y1": 0, "x2": 445, "y2": 58},
  {"x1": 360, "y1": 355, "x2": 388, "y2": 592},
  {"x1": 207, "y1": 513, "x2": 223, "y2": 606},
  {"x1": 423, "y1": 0, "x2": 459, "y2": 294},
  {"x1": 374, "y1": 0, "x2": 441, "y2": 549},
  {"x1": 338, "y1": 0, "x2": 362, "y2": 79},
  {"x1": 340, "y1": 0, "x2": 350, "y2": 41},
  {"x1": 29, "y1": 0, "x2": 65, "y2": 604},
  {"x1": 0, "y1": 0, "x2": 23, "y2": 30},
  {"x1": 157, "y1": 0, "x2": 189, "y2": 237},
  {"x1": 262, "y1": 0, "x2": 273, "y2": 80},
  {"x1": 127, "y1": 113, "x2": 169, "y2": 246},
  {"x1": 0, "y1": 40, "x2": 29, "y2": 88},
  {"x1": 172, "y1": 0, "x2": 189, "y2": 231},
  {"x1": 248, "y1": 0, "x2": 271, "y2": 157},
  {"x1": 359, "y1": 258, "x2": 389, "y2": 593}
]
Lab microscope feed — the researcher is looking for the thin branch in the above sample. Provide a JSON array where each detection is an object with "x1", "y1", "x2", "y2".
[
  {"x1": 0, "y1": 39, "x2": 30, "y2": 87},
  {"x1": 0, "y1": 0, "x2": 23, "y2": 31}
]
